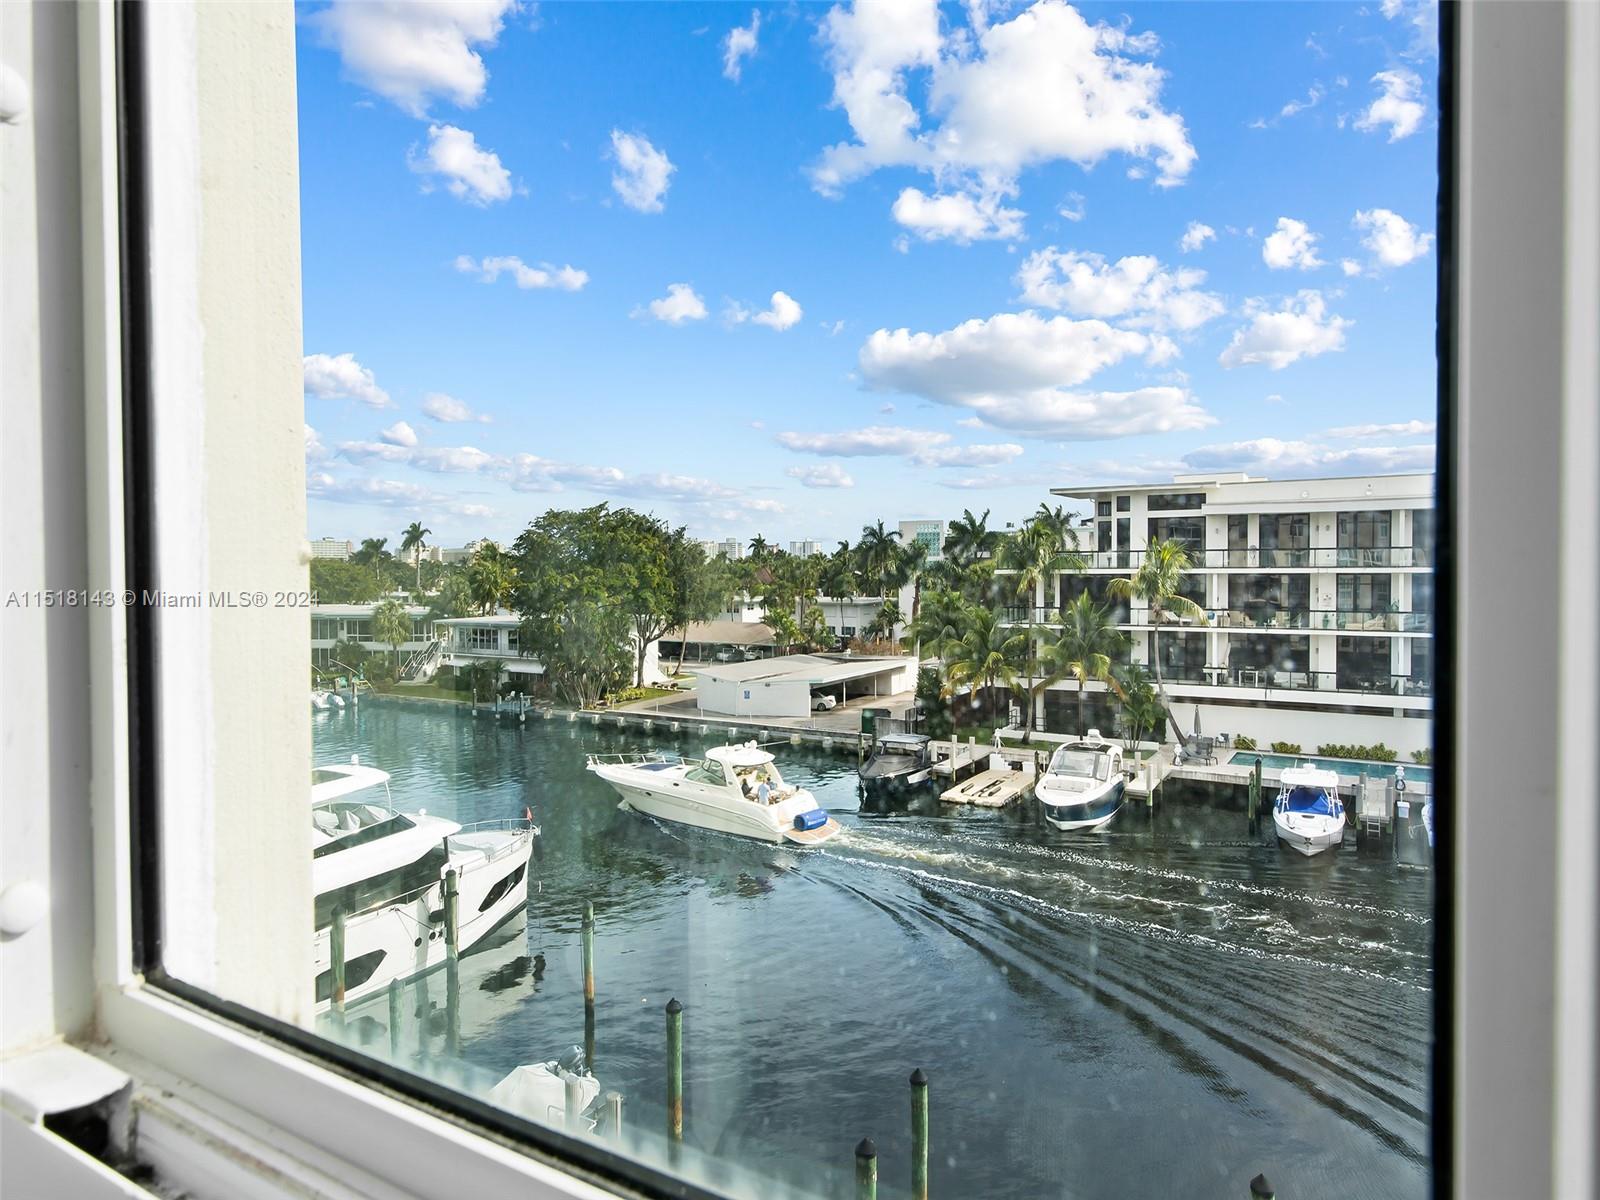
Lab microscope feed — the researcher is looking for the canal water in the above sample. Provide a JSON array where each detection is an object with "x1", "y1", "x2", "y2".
[{"x1": 315, "y1": 701, "x2": 1432, "y2": 1200}]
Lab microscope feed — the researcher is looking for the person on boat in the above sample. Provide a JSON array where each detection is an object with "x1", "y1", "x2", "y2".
[
  {"x1": 756, "y1": 777, "x2": 774, "y2": 805},
  {"x1": 740, "y1": 774, "x2": 758, "y2": 801}
]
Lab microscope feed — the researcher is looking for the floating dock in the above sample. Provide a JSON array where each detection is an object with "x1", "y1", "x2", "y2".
[{"x1": 939, "y1": 746, "x2": 1042, "y2": 807}]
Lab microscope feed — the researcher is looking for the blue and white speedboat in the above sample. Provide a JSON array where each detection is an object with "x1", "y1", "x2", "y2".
[
  {"x1": 1272, "y1": 766, "x2": 1346, "y2": 856},
  {"x1": 1036, "y1": 732, "x2": 1126, "y2": 831}
]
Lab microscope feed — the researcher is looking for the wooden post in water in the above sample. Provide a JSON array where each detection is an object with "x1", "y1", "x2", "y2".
[
  {"x1": 444, "y1": 869, "x2": 460, "y2": 960},
  {"x1": 665, "y1": 998, "x2": 684, "y2": 1142},
  {"x1": 445, "y1": 956, "x2": 461, "y2": 1058},
  {"x1": 909, "y1": 1069, "x2": 929, "y2": 1200},
  {"x1": 388, "y1": 978, "x2": 402, "y2": 1058},
  {"x1": 855, "y1": 1138, "x2": 878, "y2": 1200},
  {"x1": 582, "y1": 902, "x2": 596, "y2": 1010},
  {"x1": 1249, "y1": 1173, "x2": 1275, "y2": 1198},
  {"x1": 329, "y1": 908, "x2": 347, "y2": 1018},
  {"x1": 1249, "y1": 757, "x2": 1263, "y2": 836}
]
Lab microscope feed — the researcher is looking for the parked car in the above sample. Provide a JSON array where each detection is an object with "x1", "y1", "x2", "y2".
[
  {"x1": 812, "y1": 693, "x2": 838, "y2": 711},
  {"x1": 713, "y1": 647, "x2": 738, "y2": 663}
]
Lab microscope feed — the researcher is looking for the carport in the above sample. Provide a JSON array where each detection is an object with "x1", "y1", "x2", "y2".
[{"x1": 691, "y1": 654, "x2": 916, "y2": 719}]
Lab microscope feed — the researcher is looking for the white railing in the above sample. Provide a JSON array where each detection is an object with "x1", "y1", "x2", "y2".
[{"x1": 584, "y1": 751, "x2": 681, "y2": 768}]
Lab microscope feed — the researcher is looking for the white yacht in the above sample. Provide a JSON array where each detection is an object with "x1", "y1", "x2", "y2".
[
  {"x1": 1035, "y1": 732, "x2": 1127, "y2": 831},
  {"x1": 585, "y1": 743, "x2": 841, "y2": 846},
  {"x1": 1272, "y1": 765, "x2": 1346, "y2": 856},
  {"x1": 312, "y1": 760, "x2": 538, "y2": 1011}
]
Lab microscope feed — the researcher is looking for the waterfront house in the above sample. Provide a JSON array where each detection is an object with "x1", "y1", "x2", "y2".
[
  {"x1": 310, "y1": 602, "x2": 437, "y2": 672},
  {"x1": 1007, "y1": 471, "x2": 1434, "y2": 756}
]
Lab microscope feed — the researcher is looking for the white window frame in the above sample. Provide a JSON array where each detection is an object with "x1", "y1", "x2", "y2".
[{"x1": 3, "y1": 2, "x2": 1595, "y2": 1198}]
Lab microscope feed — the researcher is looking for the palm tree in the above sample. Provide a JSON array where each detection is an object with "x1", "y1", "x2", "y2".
[
  {"x1": 1031, "y1": 503, "x2": 1077, "y2": 550},
  {"x1": 1106, "y1": 537, "x2": 1208, "y2": 742},
  {"x1": 820, "y1": 542, "x2": 858, "y2": 648},
  {"x1": 747, "y1": 533, "x2": 770, "y2": 560},
  {"x1": 888, "y1": 539, "x2": 929, "y2": 630},
  {"x1": 371, "y1": 597, "x2": 412, "y2": 672},
  {"x1": 941, "y1": 603, "x2": 1025, "y2": 731},
  {"x1": 399, "y1": 521, "x2": 431, "y2": 592},
  {"x1": 907, "y1": 587, "x2": 965, "y2": 663},
  {"x1": 466, "y1": 541, "x2": 516, "y2": 614},
  {"x1": 1039, "y1": 593, "x2": 1130, "y2": 737},
  {"x1": 942, "y1": 508, "x2": 997, "y2": 568},
  {"x1": 999, "y1": 518, "x2": 1085, "y2": 740},
  {"x1": 352, "y1": 536, "x2": 390, "y2": 596},
  {"x1": 865, "y1": 598, "x2": 903, "y2": 649},
  {"x1": 1112, "y1": 664, "x2": 1164, "y2": 761},
  {"x1": 853, "y1": 520, "x2": 902, "y2": 598}
]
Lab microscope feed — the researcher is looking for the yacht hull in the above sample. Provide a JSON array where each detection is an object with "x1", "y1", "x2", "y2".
[
  {"x1": 590, "y1": 764, "x2": 840, "y2": 845},
  {"x1": 1273, "y1": 813, "x2": 1346, "y2": 856},
  {"x1": 1038, "y1": 780, "x2": 1125, "y2": 831},
  {"x1": 313, "y1": 826, "x2": 536, "y2": 1013}
]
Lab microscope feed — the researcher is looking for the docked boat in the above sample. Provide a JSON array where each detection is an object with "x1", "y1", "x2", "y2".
[
  {"x1": 858, "y1": 732, "x2": 934, "y2": 792},
  {"x1": 1035, "y1": 731, "x2": 1126, "y2": 831},
  {"x1": 312, "y1": 759, "x2": 538, "y2": 1011},
  {"x1": 1272, "y1": 765, "x2": 1346, "y2": 856},
  {"x1": 586, "y1": 743, "x2": 841, "y2": 846}
]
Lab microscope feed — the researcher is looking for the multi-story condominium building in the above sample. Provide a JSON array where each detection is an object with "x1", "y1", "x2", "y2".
[
  {"x1": 309, "y1": 537, "x2": 353, "y2": 561},
  {"x1": 701, "y1": 538, "x2": 746, "y2": 561},
  {"x1": 1010, "y1": 471, "x2": 1434, "y2": 755},
  {"x1": 898, "y1": 519, "x2": 947, "y2": 562},
  {"x1": 789, "y1": 540, "x2": 823, "y2": 558}
]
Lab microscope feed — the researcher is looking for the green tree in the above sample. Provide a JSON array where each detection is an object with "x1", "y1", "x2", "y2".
[
  {"x1": 1114, "y1": 664, "x2": 1165, "y2": 758},
  {"x1": 865, "y1": 598, "x2": 904, "y2": 649},
  {"x1": 852, "y1": 519, "x2": 902, "y2": 599},
  {"x1": 941, "y1": 603, "x2": 1025, "y2": 730},
  {"x1": 466, "y1": 541, "x2": 516, "y2": 614},
  {"x1": 999, "y1": 517, "x2": 1084, "y2": 741},
  {"x1": 1106, "y1": 538, "x2": 1208, "y2": 742},
  {"x1": 1039, "y1": 593, "x2": 1130, "y2": 737},
  {"x1": 747, "y1": 533, "x2": 771, "y2": 560},
  {"x1": 915, "y1": 665, "x2": 953, "y2": 739},
  {"x1": 906, "y1": 587, "x2": 965, "y2": 663},
  {"x1": 400, "y1": 522, "x2": 431, "y2": 593},
  {"x1": 464, "y1": 658, "x2": 507, "y2": 704},
  {"x1": 352, "y1": 537, "x2": 392, "y2": 596},
  {"x1": 429, "y1": 569, "x2": 474, "y2": 619},
  {"x1": 310, "y1": 558, "x2": 379, "y2": 604},
  {"x1": 942, "y1": 508, "x2": 998, "y2": 568},
  {"x1": 670, "y1": 542, "x2": 735, "y2": 675},
  {"x1": 371, "y1": 598, "x2": 412, "y2": 671},
  {"x1": 820, "y1": 541, "x2": 859, "y2": 647}
]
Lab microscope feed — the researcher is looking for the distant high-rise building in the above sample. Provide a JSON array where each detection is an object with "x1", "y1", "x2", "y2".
[
  {"x1": 701, "y1": 538, "x2": 745, "y2": 561},
  {"x1": 788, "y1": 540, "x2": 823, "y2": 557},
  {"x1": 309, "y1": 537, "x2": 353, "y2": 561},
  {"x1": 897, "y1": 519, "x2": 947, "y2": 562}
]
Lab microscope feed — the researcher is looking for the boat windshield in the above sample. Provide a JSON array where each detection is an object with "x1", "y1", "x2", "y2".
[
  {"x1": 312, "y1": 803, "x2": 415, "y2": 856},
  {"x1": 1049, "y1": 749, "x2": 1110, "y2": 781},
  {"x1": 1283, "y1": 786, "x2": 1335, "y2": 816},
  {"x1": 877, "y1": 744, "x2": 920, "y2": 757},
  {"x1": 686, "y1": 760, "x2": 728, "y2": 787}
]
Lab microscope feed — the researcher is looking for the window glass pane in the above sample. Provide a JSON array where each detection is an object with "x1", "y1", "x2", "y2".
[{"x1": 150, "y1": 3, "x2": 1442, "y2": 1197}]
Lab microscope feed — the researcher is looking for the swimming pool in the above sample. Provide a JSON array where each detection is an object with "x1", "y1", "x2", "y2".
[{"x1": 1227, "y1": 750, "x2": 1432, "y2": 782}]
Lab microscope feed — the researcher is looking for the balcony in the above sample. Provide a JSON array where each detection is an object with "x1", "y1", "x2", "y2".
[
  {"x1": 1176, "y1": 669, "x2": 1433, "y2": 698},
  {"x1": 1210, "y1": 609, "x2": 1433, "y2": 633},
  {"x1": 1077, "y1": 546, "x2": 1433, "y2": 571}
]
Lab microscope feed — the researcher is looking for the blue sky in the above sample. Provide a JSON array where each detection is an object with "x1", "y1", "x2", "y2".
[{"x1": 297, "y1": 0, "x2": 1439, "y2": 549}]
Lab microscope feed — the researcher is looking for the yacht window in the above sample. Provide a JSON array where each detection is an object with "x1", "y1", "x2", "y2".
[
  {"x1": 312, "y1": 812, "x2": 417, "y2": 859},
  {"x1": 687, "y1": 761, "x2": 727, "y2": 787},
  {"x1": 314, "y1": 847, "x2": 448, "y2": 930}
]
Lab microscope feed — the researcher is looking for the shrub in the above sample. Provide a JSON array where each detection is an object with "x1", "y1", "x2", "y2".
[
  {"x1": 1316, "y1": 742, "x2": 1400, "y2": 763},
  {"x1": 1233, "y1": 735, "x2": 1257, "y2": 751},
  {"x1": 1270, "y1": 741, "x2": 1301, "y2": 755},
  {"x1": 1411, "y1": 748, "x2": 1431, "y2": 765}
]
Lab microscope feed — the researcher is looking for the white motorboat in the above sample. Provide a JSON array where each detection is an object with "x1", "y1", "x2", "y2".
[
  {"x1": 1035, "y1": 731, "x2": 1126, "y2": 831},
  {"x1": 585, "y1": 742, "x2": 841, "y2": 846},
  {"x1": 1272, "y1": 765, "x2": 1346, "y2": 856},
  {"x1": 311, "y1": 689, "x2": 330, "y2": 711},
  {"x1": 312, "y1": 759, "x2": 538, "y2": 1011}
]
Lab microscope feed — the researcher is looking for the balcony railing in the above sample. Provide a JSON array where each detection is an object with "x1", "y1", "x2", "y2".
[
  {"x1": 1078, "y1": 546, "x2": 1434, "y2": 571},
  {"x1": 1172, "y1": 669, "x2": 1432, "y2": 697},
  {"x1": 998, "y1": 605, "x2": 1432, "y2": 633}
]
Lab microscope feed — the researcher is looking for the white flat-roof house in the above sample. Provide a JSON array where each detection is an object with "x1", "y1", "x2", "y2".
[
  {"x1": 310, "y1": 603, "x2": 437, "y2": 671},
  {"x1": 693, "y1": 654, "x2": 917, "y2": 719},
  {"x1": 435, "y1": 612, "x2": 663, "y2": 686},
  {"x1": 1020, "y1": 471, "x2": 1435, "y2": 755}
]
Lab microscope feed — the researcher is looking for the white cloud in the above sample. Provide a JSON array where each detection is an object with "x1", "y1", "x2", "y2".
[
  {"x1": 337, "y1": 439, "x2": 413, "y2": 464},
  {"x1": 1218, "y1": 291, "x2": 1351, "y2": 370},
  {"x1": 1181, "y1": 437, "x2": 1434, "y2": 476},
  {"x1": 1059, "y1": 192, "x2": 1086, "y2": 222},
  {"x1": 1341, "y1": 258, "x2": 1363, "y2": 277},
  {"x1": 1262, "y1": 217, "x2": 1324, "y2": 270},
  {"x1": 304, "y1": 352, "x2": 391, "y2": 408},
  {"x1": 638, "y1": 283, "x2": 708, "y2": 324},
  {"x1": 307, "y1": 471, "x2": 498, "y2": 520},
  {"x1": 859, "y1": 311, "x2": 1213, "y2": 438},
  {"x1": 308, "y1": 0, "x2": 515, "y2": 117},
  {"x1": 610, "y1": 130, "x2": 675, "y2": 213},
  {"x1": 1015, "y1": 248, "x2": 1225, "y2": 331},
  {"x1": 455, "y1": 254, "x2": 588, "y2": 291},
  {"x1": 381, "y1": 421, "x2": 419, "y2": 447},
  {"x1": 786, "y1": 463, "x2": 855, "y2": 488},
  {"x1": 913, "y1": 442, "x2": 1025, "y2": 467},
  {"x1": 1378, "y1": 0, "x2": 1439, "y2": 62},
  {"x1": 775, "y1": 426, "x2": 937, "y2": 456},
  {"x1": 1279, "y1": 83, "x2": 1324, "y2": 120},
  {"x1": 752, "y1": 291, "x2": 803, "y2": 331},
  {"x1": 812, "y1": 0, "x2": 1195, "y2": 236},
  {"x1": 890, "y1": 187, "x2": 1025, "y2": 243},
  {"x1": 1179, "y1": 221, "x2": 1215, "y2": 253},
  {"x1": 722, "y1": 10, "x2": 761, "y2": 81},
  {"x1": 1326, "y1": 419, "x2": 1435, "y2": 438},
  {"x1": 411, "y1": 124, "x2": 512, "y2": 205},
  {"x1": 421, "y1": 392, "x2": 491, "y2": 423},
  {"x1": 1355, "y1": 69, "x2": 1426, "y2": 142},
  {"x1": 411, "y1": 445, "x2": 497, "y2": 473},
  {"x1": 305, "y1": 425, "x2": 330, "y2": 462},
  {"x1": 1352, "y1": 207, "x2": 1434, "y2": 268}
]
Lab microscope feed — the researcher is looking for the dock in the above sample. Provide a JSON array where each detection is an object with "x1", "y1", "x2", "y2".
[{"x1": 938, "y1": 744, "x2": 1045, "y2": 807}]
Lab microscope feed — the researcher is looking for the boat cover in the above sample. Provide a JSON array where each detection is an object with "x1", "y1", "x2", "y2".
[
  {"x1": 792, "y1": 809, "x2": 828, "y2": 832},
  {"x1": 1282, "y1": 785, "x2": 1335, "y2": 816}
]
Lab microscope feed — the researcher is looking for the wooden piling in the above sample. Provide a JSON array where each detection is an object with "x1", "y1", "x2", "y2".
[
  {"x1": 329, "y1": 907, "x2": 347, "y2": 1016},
  {"x1": 910, "y1": 1069, "x2": 929, "y2": 1200},
  {"x1": 855, "y1": 1138, "x2": 878, "y2": 1200},
  {"x1": 445, "y1": 957, "x2": 460, "y2": 1058},
  {"x1": 444, "y1": 869, "x2": 460, "y2": 960},
  {"x1": 1248, "y1": 757, "x2": 1263, "y2": 836},
  {"x1": 582, "y1": 901, "x2": 596, "y2": 1009},
  {"x1": 387, "y1": 977, "x2": 402, "y2": 1058},
  {"x1": 666, "y1": 998, "x2": 684, "y2": 1142},
  {"x1": 1249, "y1": 1173, "x2": 1275, "y2": 1198}
]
